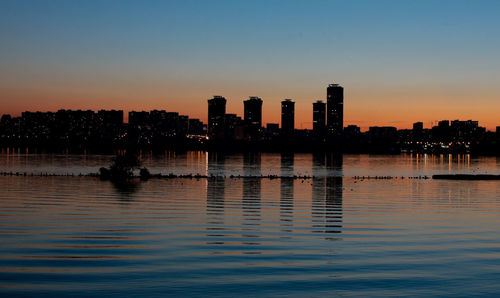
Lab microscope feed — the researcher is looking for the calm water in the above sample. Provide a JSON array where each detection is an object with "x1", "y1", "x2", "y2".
[{"x1": 1, "y1": 152, "x2": 500, "y2": 296}]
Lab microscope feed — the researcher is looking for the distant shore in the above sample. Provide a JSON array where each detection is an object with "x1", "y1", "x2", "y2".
[
  {"x1": 432, "y1": 174, "x2": 500, "y2": 180},
  {"x1": 1, "y1": 147, "x2": 500, "y2": 156},
  {"x1": 4, "y1": 171, "x2": 500, "y2": 181}
]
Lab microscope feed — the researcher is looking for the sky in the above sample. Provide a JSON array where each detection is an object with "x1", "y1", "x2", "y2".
[{"x1": 1, "y1": 0, "x2": 499, "y2": 131}]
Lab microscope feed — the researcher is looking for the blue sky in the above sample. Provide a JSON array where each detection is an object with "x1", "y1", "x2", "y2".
[{"x1": 1, "y1": 0, "x2": 499, "y2": 129}]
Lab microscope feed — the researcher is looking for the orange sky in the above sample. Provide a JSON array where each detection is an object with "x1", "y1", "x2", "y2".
[
  {"x1": 1, "y1": 1, "x2": 499, "y2": 132},
  {"x1": 1, "y1": 83, "x2": 498, "y2": 132}
]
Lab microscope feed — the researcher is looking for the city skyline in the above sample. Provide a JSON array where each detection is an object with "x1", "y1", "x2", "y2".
[
  {"x1": 1, "y1": 82, "x2": 499, "y2": 132},
  {"x1": 2, "y1": 88, "x2": 498, "y2": 133},
  {"x1": 2, "y1": 98, "x2": 499, "y2": 134},
  {"x1": 0, "y1": 82, "x2": 498, "y2": 154},
  {"x1": 1, "y1": 1, "x2": 500, "y2": 130}
]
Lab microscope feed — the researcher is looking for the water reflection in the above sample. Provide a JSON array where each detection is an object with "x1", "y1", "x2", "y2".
[
  {"x1": 2, "y1": 153, "x2": 500, "y2": 296},
  {"x1": 242, "y1": 153, "x2": 261, "y2": 249},
  {"x1": 312, "y1": 153, "x2": 326, "y2": 230},
  {"x1": 409, "y1": 153, "x2": 475, "y2": 173},
  {"x1": 206, "y1": 153, "x2": 226, "y2": 245},
  {"x1": 0, "y1": 151, "x2": 498, "y2": 178},
  {"x1": 326, "y1": 153, "x2": 343, "y2": 237},
  {"x1": 312, "y1": 153, "x2": 343, "y2": 238},
  {"x1": 280, "y1": 153, "x2": 294, "y2": 234},
  {"x1": 242, "y1": 152, "x2": 261, "y2": 220},
  {"x1": 111, "y1": 179, "x2": 140, "y2": 202}
]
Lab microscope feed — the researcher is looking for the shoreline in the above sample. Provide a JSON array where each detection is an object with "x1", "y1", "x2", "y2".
[
  {"x1": 0, "y1": 171, "x2": 433, "y2": 180},
  {"x1": 2, "y1": 171, "x2": 500, "y2": 180}
]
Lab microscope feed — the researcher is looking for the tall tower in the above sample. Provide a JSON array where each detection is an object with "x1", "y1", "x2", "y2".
[
  {"x1": 313, "y1": 100, "x2": 326, "y2": 137},
  {"x1": 207, "y1": 95, "x2": 226, "y2": 140},
  {"x1": 244, "y1": 97, "x2": 263, "y2": 127},
  {"x1": 326, "y1": 83, "x2": 343, "y2": 137},
  {"x1": 281, "y1": 99, "x2": 295, "y2": 136},
  {"x1": 244, "y1": 96, "x2": 263, "y2": 140}
]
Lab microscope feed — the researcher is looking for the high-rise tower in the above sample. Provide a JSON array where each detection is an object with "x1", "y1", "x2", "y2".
[
  {"x1": 243, "y1": 96, "x2": 263, "y2": 140},
  {"x1": 313, "y1": 100, "x2": 326, "y2": 138},
  {"x1": 244, "y1": 97, "x2": 262, "y2": 125},
  {"x1": 281, "y1": 99, "x2": 295, "y2": 136},
  {"x1": 326, "y1": 83, "x2": 343, "y2": 137},
  {"x1": 207, "y1": 95, "x2": 226, "y2": 140}
]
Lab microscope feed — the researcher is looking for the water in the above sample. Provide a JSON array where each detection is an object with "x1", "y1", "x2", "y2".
[{"x1": 0, "y1": 152, "x2": 499, "y2": 296}]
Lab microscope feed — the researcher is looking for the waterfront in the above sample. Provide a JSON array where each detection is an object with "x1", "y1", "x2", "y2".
[
  {"x1": 1, "y1": 150, "x2": 499, "y2": 177},
  {"x1": 0, "y1": 153, "x2": 499, "y2": 296}
]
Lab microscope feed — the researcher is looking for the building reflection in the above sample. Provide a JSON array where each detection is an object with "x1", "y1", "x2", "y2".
[
  {"x1": 280, "y1": 152, "x2": 294, "y2": 233},
  {"x1": 312, "y1": 152, "x2": 343, "y2": 239},
  {"x1": 242, "y1": 152, "x2": 261, "y2": 219},
  {"x1": 326, "y1": 153, "x2": 343, "y2": 237},
  {"x1": 241, "y1": 152, "x2": 262, "y2": 248},
  {"x1": 312, "y1": 152, "x2": 326, "y2": 230},
  {"x1": 206, "y1": 152, "x2": 226, "y2": 244}
]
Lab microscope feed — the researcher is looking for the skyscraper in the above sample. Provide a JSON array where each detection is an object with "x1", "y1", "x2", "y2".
[
  {"x1": 244, "y1": 96, "x2": 263, "y2": 127},
  {"x1": 413, "y1": 122, "x2": 423, "y2": 142},
  {"x1": 281, "y1": 99, "x2": 295, "y2": 136},
  {"x1": 313, "y1": 100, "x2": 326, "y2": 137},
  {"x1": 326, "y1": 83, "x2": 343, "y2": 137},
  {"x1": 243, "y1": 96, "x2": 263, "y2": 139},
  {"x1": 207, "y1": 95, "x2": 226, "y2": 140}
]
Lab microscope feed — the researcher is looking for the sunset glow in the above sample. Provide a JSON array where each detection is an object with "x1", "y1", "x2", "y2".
[{"x1": 1, "y1": 0, "x2": 499, "y2": 131}]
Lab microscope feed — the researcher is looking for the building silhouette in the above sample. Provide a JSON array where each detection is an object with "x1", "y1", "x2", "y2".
[
  {"x1": 188, "y1": 118, "x2": 206, "y2": 136},
  {"x1": 244, "y1": 97, "x2": 263, "y2": 128},
  {"x1": 313, "y1": 100, "x2": 326, "y2": 138},
  {"x1": 97, "y1": 110, "x2": 123, "y2": 145},
  {"x1": 413, "y1": 122, "x2": 423, "y2": 131},
  {"x1": 344, "y1": 125, "x2": 361, "y2": 139},
  {"x1": 177, "y1": 115, "x2": 189, "y2": 137},
  {"x1": 98, "y1": 110, "x2": 123, "y2": 127},
  {"x1": 129, "y1": 111, "x2": 150, "y2": 127},
  {"x1": 326, "y1": 83, "x2": 343, "y2": 137},
  {"x1": 224, "y1": 113, "x2": 245, "y2": 141},
  {"x1": 208, "y1": 96, "x2": 227, "y2": 140},
  {"x1": 2, "y1": 81, "x2": 500, "y2": 154},
  {"x1": 243, "y1": 96, "x2": 263, "y2": 140},
  {"x1": 266, "y1": 123, "x2": 280, "y2": 139},
  {"x1": 413, "y1": 122, "x2": 423, "y2": 142},
  {"x1": 281, "y1": 99, "x2": 295, "y2": 136}
]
